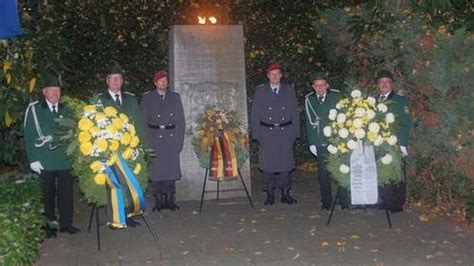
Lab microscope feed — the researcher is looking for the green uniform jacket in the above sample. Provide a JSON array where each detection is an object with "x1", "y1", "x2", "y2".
[
  {"x1": 98, "y1": 90, "x2": 143, "y2": 135},
  {"x1": 305, "y1": 89, "x2": 341, "y2": 147},
  {"x1": 23, "y1": 99, "x2": 71, "y2": 170},
  {"x1": 383, "y1": 90, "x2": 412, "y2": 147}
]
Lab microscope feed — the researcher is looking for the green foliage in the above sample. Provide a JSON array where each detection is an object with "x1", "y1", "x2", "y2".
[{"x1": 0, "y1": 172, "x2": 45, "y2": 265}]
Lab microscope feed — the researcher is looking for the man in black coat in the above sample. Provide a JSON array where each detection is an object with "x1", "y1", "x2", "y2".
[
  {"x1": 141, "y1": 70, "x2": 185, "y2": 211},
  {"x1": 251, "y1": 63, "x2": 300, "y2": 205}
]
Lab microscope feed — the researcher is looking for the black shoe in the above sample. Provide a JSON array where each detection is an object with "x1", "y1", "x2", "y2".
[
  {"x1": 59, "y1": 225, "x2": 81, "y2": 234},
  {"x1": 167, "y1": 192, "x2": 180, "y2": 211},
  {"x1": 152, "y1": 194, "x2": 163, "y2": 212},
  {"x1": 280, "y1": 189, "x2": 297, "y2": 205},
  {"x1": 264, "y1": 189, "x2": 275, "y2": 205}
]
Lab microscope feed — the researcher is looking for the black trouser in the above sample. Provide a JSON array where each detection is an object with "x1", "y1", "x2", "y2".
[
  {"x1": 263, "y1": 171, "x2": 291, "y2": 191},
  {"x1": 40, "y1": 170, "x2": 73, "y2": 228},
  {"x1": 316, "y1": 146, "x2": 332, "y2": 208},
  {"x1": 152, "y1": 180, "x2": 176, "y2": 195}
]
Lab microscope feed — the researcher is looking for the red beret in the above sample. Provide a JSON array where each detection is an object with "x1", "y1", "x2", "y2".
[
  {"x1": 153, "y1": 70, "x2": 167, "y2": 82},
  {"x1": 266, "y1": 63, "x2": 281, "y2": 74}
]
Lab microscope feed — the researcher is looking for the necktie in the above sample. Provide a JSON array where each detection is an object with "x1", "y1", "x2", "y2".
[
  {"x1": 318, "y1": 96, "x2": 324, "y2": 104},
  {"x1": 160, "y1": 94, "x2": 164, "y2": 99},
  {"x1": 52, "y1": 105, "x2": 57, "y2": 114},
  {"x1": 379, "y1": 95, "x2": 386, "y2": 102},
  {"x1": 273, "y1": 88, "x2": 277, "y2": 95},
  {"x1": 115, "y1": 93, "x2": 121, "y2": 105}
]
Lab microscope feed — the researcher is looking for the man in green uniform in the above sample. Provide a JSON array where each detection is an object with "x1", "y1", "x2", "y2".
[
  {"x1": 96, "y1": 62, "x2": 144, "y2": 225},
  {"x1": 376, "y1": 69, "x2": 412, "y2": 212},
  {"x1": 24, "y1": 74, "x2": 80, "y2": 238},
  {"x1": 97, "y1": 62, "x2": 142, "y2": 131},
  {"x1": 304, "y1": 73, "x2": 342, "y2": 210}
]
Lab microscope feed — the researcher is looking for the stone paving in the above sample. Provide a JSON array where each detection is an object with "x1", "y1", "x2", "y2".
[{"x1": 37, "y1": 169, "x2": 473, "y2": 265}]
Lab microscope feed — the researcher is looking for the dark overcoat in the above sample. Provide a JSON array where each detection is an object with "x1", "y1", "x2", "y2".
[
  {"x1": 140, "y1": 90, "x2": 185, "y2": 181},
  {"x1": 251, "y1": 83, "x2": 300, "y2": 172}
]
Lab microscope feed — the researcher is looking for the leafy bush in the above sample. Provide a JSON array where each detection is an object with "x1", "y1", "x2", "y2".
[{"x1": 0, "y1": 172, "x2": 45, "y2": 265}]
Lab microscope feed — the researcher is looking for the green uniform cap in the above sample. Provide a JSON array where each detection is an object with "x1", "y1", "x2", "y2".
[
  {"x1": 376, "y1": 69, "x2": 394, "y2": 81},
  {"x1": 105, "y1": 62, "x2": 123, "y2": 76},
  {"x1": 311, "y1": 72, "x2": 328, "y2": 82},
  {"x1": 42, "y1": 73, "x2": 62, "y2": 88}
]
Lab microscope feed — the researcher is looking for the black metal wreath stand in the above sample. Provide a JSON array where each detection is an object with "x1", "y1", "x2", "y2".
[{"x1": 326, "y1": 187, "x2": 392, "y2": 228}]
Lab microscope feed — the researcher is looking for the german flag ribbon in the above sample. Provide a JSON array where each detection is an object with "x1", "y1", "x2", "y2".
[{"x1": 209, "y1": 132, "x2": 238, "y2": 181}]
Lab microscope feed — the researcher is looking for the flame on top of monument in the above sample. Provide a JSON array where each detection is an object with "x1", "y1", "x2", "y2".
[{"x1": 198, "y1": 16, "x2": 217, "y2": 24}]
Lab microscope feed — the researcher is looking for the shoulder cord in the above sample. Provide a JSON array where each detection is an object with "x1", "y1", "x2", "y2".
[
  {"x1": 29, "y1": 105, "x2": 55, "y2": 149},
  {"x1": 305, "y1": 97, "x2": 320, "y2": 135}
]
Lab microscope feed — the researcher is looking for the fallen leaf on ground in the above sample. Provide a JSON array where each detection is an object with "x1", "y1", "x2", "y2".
[
  {"x1": 353, "y1": 246, "x2": 361, "y2": 250},
  {"x1": 320, "y1": 241, "x2": 329, "y2": 248},
  {"x1": 287, "y1": 247, "x2": 295, "y2": 251},
  {"x1": 370, "y1": 248, "x2": 379, "y2": 253},
  {"x1": 224, "y1": 246, "x2": 235, "y2": 252},
  {"x1": 425, "y1": 254, "x2": 434, "y2": 259},
  {"x1": 350, "y1": 234, "x2": 361, "y2": 240},
  {"x1": 419, "y1": 214, "x2": 430, "y2": 222},
  {"x1": 308, "y1": 214, "x2": 320, "y2": 219},
  {"x1": 255, "y1": 251, "x2": 263, "y2": 255}
]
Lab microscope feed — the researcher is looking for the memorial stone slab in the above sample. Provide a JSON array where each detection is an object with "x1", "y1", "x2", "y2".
[{"x1": 169, "y1": 25, "x2": 251, "y2": 201}]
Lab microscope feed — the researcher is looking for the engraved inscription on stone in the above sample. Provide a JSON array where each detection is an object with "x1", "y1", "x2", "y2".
[{"x1": 181, "y1": 81, "x2": 239, "y2": 133}]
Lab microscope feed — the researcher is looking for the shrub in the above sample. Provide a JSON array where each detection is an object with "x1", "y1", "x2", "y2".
[{"x1": 0, "y1": 172, "x2": 45, "y2": 265}]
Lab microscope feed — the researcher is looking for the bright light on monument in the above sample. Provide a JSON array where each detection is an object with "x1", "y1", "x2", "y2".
[
  {"x1": 198, "y1": 16, "x2": 206, "y2": 24},
  {"x1": 197, "y1": 16, "x2": 217, "y2": 24}
]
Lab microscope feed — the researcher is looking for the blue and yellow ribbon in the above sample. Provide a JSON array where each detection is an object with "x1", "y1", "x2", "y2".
[
  {"x1": 104, "y1": 166, "x2": 127, "y2": 228},
  {"x1": 104, "y1": 153, "x2": 146, "y2": 228}
]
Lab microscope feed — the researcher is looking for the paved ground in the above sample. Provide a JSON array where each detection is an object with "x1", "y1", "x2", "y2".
[{"x1": 37, "y1": 169, "x2": 473, "y2": 265}]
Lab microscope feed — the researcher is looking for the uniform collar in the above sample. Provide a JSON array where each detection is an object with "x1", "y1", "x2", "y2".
[
  {"x1": 380, "y1": 90, "x2": 393, "y2": 99},
  {"x1": 269, "y1": 83, "x2": 280, "y2": 94}
]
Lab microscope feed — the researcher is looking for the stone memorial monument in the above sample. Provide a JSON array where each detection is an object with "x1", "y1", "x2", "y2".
[{"x1": 169, "y1": 25, "x2": 251, "y2": 201}]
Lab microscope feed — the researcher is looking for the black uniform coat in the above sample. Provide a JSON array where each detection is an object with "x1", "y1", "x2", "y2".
[
  {"x1": 140, "y1": 90, "x2": 185, "y2": 181},
  {"x1": 251, "y1": 83, "x2": 300, "y2": 172}
]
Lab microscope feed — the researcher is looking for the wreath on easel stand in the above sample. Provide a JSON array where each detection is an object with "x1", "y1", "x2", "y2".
[{"x1": 191, "y1": 105, "x2": 249, "y2": 181}]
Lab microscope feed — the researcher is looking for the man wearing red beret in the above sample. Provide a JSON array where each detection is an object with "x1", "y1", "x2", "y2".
[
  {"x1": 251, "y1": 63, "x2": 300, "y2": 206},
  {"x1": 140, "y1": 70, "x2": 185, "y2": 211}
]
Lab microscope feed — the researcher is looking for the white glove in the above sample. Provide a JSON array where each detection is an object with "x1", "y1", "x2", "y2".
[
  {"x1": 30, "y1": 161, "x2": 44, "y2": 174},
  {"x1": 400, "y1": 146, "x2": 408, "y2": 157},
  {"x1": 310, "y1": 145, "x2": 317, "y2": 156}
]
